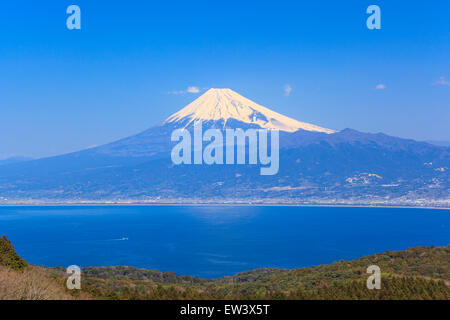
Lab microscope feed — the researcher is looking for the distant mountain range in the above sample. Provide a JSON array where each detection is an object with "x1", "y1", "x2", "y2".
[
  {"x1": 426, "y1": 140, "x2": 450, "y2": 148},
  {"x1": 0, "y1": 156, "x2": 33, "y2": 166},
  {"x1": 0, "y1": 88, "x2": 449, "y2": 207}
]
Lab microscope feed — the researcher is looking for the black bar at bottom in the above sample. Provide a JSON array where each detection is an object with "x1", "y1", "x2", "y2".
[{"x1": 0, "y1": 300, "x2": 447, "y2": 319}]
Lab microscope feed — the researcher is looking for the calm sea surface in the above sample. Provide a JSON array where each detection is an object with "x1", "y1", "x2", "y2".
[{"x1": 0, "y1": 206, "x2": 448, "y2": 278}]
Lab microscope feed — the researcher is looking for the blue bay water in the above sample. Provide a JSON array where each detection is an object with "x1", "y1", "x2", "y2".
[{"x1": 0, "y1": 206, "x2": 448, "y2": 278}]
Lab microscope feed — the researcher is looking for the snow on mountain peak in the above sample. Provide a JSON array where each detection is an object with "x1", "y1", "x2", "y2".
[{"x1": 164, "y1": 88, "x2": 335, "y2": 133}]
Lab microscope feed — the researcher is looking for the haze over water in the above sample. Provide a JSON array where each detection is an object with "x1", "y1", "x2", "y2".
[{"x1": 0, "y1": 206, "x2": 448, "y2": 278}]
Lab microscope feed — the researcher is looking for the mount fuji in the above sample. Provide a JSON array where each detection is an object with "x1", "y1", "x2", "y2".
[
  {"x1": 0, "y1": 89, "x2": 449, "y2": 207},
  {"x1": 164, "y1": 88, "x2": 335, "y2": 133}
]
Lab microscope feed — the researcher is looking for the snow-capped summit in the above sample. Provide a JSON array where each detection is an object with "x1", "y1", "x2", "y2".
[{"x1": 164, "y1": 88, "x2": 335, "y2": 133}]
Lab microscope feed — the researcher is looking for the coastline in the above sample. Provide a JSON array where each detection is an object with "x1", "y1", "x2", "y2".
[{"x1": 0, "y1": 202, "x2": 449, "y2": 210}]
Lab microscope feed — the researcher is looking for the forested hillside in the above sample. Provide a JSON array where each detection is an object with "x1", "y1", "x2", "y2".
[
  {"x1": 1, "y1": 235, "x2": 448, "y2": 300},
  {"x1": 49, "y1": 245, "x2": 450, "y2": 300}
]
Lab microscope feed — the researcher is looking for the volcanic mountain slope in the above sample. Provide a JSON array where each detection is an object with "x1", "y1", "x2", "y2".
[
  {"x1": 164, "y1": 88, "x2": 335, "y2": 133},
  {"x1": 86, "y1": 88, "x2": 334, "y2": 158},
  {"x1": 0, "y1": 89, "x2": 449, "y2": 206}
]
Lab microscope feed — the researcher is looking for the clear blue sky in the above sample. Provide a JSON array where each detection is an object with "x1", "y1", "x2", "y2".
[{"x1": 0, "y1": 0, "x2": 449, "y2": 159}]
